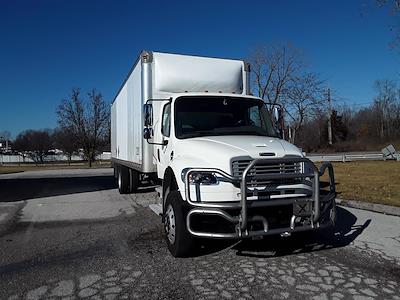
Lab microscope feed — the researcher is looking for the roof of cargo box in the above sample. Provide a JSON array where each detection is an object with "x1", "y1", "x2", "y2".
[
  {"x1": 112, "y1": 51, "x2": 249, "y2": 104},
  {"x1": 170, "y1": 92, "x2": 261, "y2": 100},
  {"x1": 152, "y1": 52, "x2": 247, "y2": 94}
]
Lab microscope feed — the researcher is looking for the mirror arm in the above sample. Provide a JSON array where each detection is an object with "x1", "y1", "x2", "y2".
[{"x1": 145, "y1": 139, "x2": 168, "y2": 146}]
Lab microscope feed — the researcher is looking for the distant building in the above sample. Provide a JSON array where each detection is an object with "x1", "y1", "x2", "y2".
[{"x1": 0, "y1": 138, "x2": 12, "y2": 153}]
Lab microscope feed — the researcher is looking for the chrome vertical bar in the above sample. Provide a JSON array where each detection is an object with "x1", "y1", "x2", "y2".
[
  {"x1": 313, "y1": 170, "x2": 320, "y2": 222},
  {"x1": 243, "y1": 61, "x2": 251, "y2": 95},
  {"x1": 141, "y1": 51, "x2": 155, "y2": 173},
  {"x1": 240, "y1": 159, "x2": 257, "y2": 230}
]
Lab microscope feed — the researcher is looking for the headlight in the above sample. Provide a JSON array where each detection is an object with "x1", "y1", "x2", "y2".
[
  {"x1": 302, "y1": 161, "x2": 316, "y2": 174},
  {"x1": 188, "y1": 172, "x2": 218, "y2": 185}
]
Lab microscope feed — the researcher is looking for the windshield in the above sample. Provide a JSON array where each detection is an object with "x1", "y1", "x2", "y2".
[{"x1": 174, "y1": 96, "x2": 278, "y2": 139}]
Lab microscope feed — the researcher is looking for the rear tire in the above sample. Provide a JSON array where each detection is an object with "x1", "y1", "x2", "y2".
[
  {"x1": 117, "y1": 166, "x2": 130, "y2": 194},
  {"x1": 129, "y1": 169, "x2": 140, "y2": 192},
  {"x1": 164, "y1": 191, "x2": 194, "y2": 257}
]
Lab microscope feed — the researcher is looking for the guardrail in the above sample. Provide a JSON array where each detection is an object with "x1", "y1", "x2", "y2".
[
  {"x1": 306, "y1": 152, "x2": 398, "y2": 162},
  {"x1": 1, "y1": 152, "x2": 396, "y2": 164}
]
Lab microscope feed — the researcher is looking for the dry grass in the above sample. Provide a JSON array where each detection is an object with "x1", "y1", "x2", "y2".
[
  {"x1": 0, "y1": 161, "x2": 111, "y2": 174},
  {"x1": 319, "y1": 161, "x2": 400, "y2": 207},
  {"x1": 2, "y1": 160, "x2": 399, "y2": 207}
]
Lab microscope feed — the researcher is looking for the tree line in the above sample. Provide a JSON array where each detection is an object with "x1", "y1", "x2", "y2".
[
  {"x1": 249, "y1": 44, "x2": 400, "y2": 152},
  {"x1": 5, "y1": 89, "x2": 110, "y2": 166},
  {"x1": 297, "y1": 79, "x2": 400, "y2": 152}
]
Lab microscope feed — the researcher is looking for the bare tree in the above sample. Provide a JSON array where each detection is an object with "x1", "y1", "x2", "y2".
[
  {"x1": 53, "y1": 127, "x2": 78, "y2": 165},
  {"x1": 57, "y1": 88, "x2": 110, "y2": 167},
  {"x1": 249, "y1": 44, "x2": 304, "y2": 104},
  {"x1": 377, "y1": 0, "x2": 400, "y2": 11},
  {"x1": 249, "y1": 44, "x2": 328, "y2": 144},
  {"x1": 283, "y1": 73, "x2": 326, "y2": 143},
  {"x1": 296, "y1": 110, "x2": 326, "y2": 152},
  {"x1": 373, "y1": 79, "x2": 399, "y2": 138},
  {"x1": 13, "y1": 129, "x2": 52, "y2": 164},
  {"x1": 376, "y1": 0, "x2": 400, "y2": 48}
]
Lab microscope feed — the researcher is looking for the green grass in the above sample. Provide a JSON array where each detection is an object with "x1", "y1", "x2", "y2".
[
  {"x1": 0, "y1": 161, "x2": 111, "y2": 174},
  {"x1": 319, "y1": 161, "x2": 400, "y2": 207}
]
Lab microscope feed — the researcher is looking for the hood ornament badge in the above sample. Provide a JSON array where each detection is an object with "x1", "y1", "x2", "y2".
[{"x1": 259, "y1": 152, "x2": 276, "y2": 157}]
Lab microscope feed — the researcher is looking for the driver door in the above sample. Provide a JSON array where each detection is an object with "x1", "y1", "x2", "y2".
[{"x1": 156, "y1": 102, "x2": 172, "y2": 179}]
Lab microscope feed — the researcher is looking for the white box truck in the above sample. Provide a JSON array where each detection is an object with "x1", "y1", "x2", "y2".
[{"x1": 111, "y1": 51, "x2": 336, "y2": 257}]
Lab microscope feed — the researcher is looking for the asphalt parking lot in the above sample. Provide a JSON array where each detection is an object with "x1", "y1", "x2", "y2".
[{"x1": 0, "y1": 169, "x2": 399, "y2": 299}]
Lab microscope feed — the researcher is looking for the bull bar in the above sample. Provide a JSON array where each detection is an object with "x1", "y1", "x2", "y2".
[{"x1": 184, "y1": 157, "x2": 336, "y2": 239}]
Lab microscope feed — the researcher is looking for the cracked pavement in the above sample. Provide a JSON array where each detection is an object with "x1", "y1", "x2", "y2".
[{"x1": 0, "y1": 169, "x2": 399, "y2": 299}]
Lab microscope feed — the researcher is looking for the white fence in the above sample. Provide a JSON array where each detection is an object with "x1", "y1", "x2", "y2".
[{"x1": 0, "y1": 152, "x2": 111, "y2": 164}]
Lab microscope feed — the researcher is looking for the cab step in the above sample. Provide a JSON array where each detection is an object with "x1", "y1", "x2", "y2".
[{"x1": 149, "y1": 204, "x2": 163, "y2": 216}]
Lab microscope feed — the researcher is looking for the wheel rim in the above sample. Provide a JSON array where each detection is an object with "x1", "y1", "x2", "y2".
[{"x1": 165, "y1": 204, "x2": 176, "y2": 244}]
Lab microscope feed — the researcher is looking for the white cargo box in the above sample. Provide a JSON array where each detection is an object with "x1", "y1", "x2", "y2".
[{"x1": 111, "y1": 51, "x2": 250, "y2": 173}]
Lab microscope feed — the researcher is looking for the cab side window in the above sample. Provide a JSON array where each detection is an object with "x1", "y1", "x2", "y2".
[{"x1": 161, "y1": 103, "x2": 171, "y2": 137}]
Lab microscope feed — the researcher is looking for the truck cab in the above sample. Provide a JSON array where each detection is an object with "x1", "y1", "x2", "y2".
[{"x1": 111, "y1": 51, "x2": 336, "y2": 257}]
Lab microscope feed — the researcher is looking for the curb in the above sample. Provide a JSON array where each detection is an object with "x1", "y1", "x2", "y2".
[
  {"x1": 0, "y1": 170, "x2": 25, "y2": 175},
  {"x1": 0, "y1": 201, "x2": 25, "y2": 236},
  {"x1": 336, "y1": 198, "x2": 400, "y2": 217}
]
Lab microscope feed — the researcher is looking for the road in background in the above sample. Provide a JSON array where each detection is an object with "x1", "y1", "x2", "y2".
[{"x1": 0, "y1": 169, "x2": 399, "y2": 299}]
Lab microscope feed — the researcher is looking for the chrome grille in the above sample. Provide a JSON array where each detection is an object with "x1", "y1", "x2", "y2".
[
  {"x1": 230, "y1": 158, "x2": 312, "y2": 200},
  {"x1": 232, "y1": 159, "x2": 302, "y2": 178},
  {"x1": 231, "y1": 159, "x2": 304, "y2": 191}
]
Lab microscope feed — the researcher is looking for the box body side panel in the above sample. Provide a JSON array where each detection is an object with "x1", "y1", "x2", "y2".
[{"x1": 111, "y1": 61, "x2": 143, "y2": 168}]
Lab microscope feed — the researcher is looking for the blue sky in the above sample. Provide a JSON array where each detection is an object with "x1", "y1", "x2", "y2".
[{"x1": 0, "y1": 0, "x2": 399, "y2": 137}]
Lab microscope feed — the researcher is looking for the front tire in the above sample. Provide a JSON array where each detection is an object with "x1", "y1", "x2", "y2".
[
  {"x1": 164, "y1": 191, "x2": 194, "y2": 257},
  {"x1": 319, "y1": 199, "x2": 337, "y2": 240}
]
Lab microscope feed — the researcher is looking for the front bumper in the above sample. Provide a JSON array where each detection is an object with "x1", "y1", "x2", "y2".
[{"x1": 184, "y1": 158, "x2": 336, "y2": 239}]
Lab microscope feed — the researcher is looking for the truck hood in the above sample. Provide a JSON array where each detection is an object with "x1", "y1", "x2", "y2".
[{"x1": 173, "y1": 135, "x2": 303, "y2": 173}]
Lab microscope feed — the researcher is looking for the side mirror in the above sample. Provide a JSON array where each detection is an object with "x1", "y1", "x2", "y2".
[
  {"x1": 272, "y1": 106, "x2": 283, "y2": 138},
  {"x1": 272, "y1": 106, "x2": 281, "y2": 123},
  {"x1": 143, "y1": 128, "x2": 152, "y2": 140},
  {"x1": 144, "y1": 104, "x2": 153, "y2": 127}
]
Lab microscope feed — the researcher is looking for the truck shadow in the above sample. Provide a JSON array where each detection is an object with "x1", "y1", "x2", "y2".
[
  {"x1": 193, "y1": 207, "x2": 371, "y2": 258},
  {"x1": 0, "y1": 176, "x2": 116, "y2": 202}
]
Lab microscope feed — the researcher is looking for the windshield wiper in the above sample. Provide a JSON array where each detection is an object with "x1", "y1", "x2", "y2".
[{"x1": 179, "y1": 131, "x2": 220, "y2": 139}]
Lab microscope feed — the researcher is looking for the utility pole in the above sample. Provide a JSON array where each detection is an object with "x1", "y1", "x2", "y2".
[
  {"x1": 0, "y1": 136, "x2": 2, "y2": 166},
  {"x1": 278, "y1": 93, "x2": 285, "y2": 140},
  {"x1": 327, "y1": 88, "x2": 333, "y2": 146}
]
